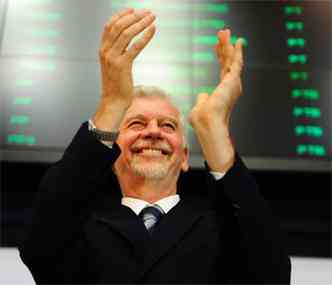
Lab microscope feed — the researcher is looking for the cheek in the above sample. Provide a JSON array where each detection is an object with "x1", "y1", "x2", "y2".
[
  {"x1": 168, "y1": 136, "x2": 185, "y2": 155},
  {"x1": 117, "y1": 131, "x2": 138, "y2": 150},
  {"x1": 116, "y1": 133, "x2": 140, "y2": 162}
]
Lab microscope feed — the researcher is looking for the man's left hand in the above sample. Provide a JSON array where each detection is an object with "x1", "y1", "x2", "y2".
[
  {"x1": 188, "y1": 29, "x2": 244, "y2": 172},
  {"x1": 189, "y1": 29, "x2": 243, "y2": 129}
]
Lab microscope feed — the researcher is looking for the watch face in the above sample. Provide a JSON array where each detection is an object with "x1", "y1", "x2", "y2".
[{"x1": 92, "y1": 128, "x2": 118, "y2": 142}]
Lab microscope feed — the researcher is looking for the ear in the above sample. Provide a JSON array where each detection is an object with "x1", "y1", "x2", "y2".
[{"x1": 181, "y1": 147, "x2": 190, "y2": 172}]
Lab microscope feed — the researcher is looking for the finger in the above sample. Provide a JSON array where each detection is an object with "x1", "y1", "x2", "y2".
[
  {"x1": 101, "y1": 8, "x2": 134, "y2": 47},
  {"x1": 107, "y1": 8, "x2": 135, "y2": 24},
  {"x1": 100, "y1": 8, "x2": 134, "y2": 57},
  {"x1": 106, "y1": 8, "x2": 135, "y2": 32},
  {"x1": 101, "y1": 9, "x2": 150, "y2": 55},
  {"x1": 111, "y1": 13, "x2": 156, "y2": 56},
  {"x1": 229, "y1": 38, "x2": 244, "y2": 76},
  {"x1": 108, "y1": 10, "x2": 152, "y2": 47},
  {"x1": 217, "y1": 29, "x2": 233, "y2": 60},
  {"x1": 125, "y1": 24, "x2": 156, "y2": 60},
  {"x1": 216, "y1": 29, "x2": 234, "y2": 79},
  {"x1": 222, "y1": 37, "x2": 234, "y2": 75},
  {"x1": 215, "y1": 30, "x2": 225, "y2": 60}
]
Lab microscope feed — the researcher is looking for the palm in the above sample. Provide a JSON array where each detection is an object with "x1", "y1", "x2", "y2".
[{"x1": 189, "y1": 29, "x2": 243, "y2": 127}]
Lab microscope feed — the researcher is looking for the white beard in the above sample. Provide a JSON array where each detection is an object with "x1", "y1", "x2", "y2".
[{"x1": 130, "y1": 155, "x2": 171, "y2": 180}]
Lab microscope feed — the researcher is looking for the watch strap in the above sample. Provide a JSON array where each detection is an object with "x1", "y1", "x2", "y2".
[{"x1": 88, "y1": 119, "x2": 119, "y2": 147}]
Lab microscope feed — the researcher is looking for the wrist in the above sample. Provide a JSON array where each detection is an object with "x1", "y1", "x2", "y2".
[
  {"x1": 192, "y1": 114, "x2": 230, "y2": 136},
  {"x1": 93, "y1": 99, "x2": 131, "y2": 131},
  {"x1": 193, "y1": 120, "x2": 235, "y2": 173},
  {"x1": 203, "y1": 138, "x2": 235, "y2": 173}
]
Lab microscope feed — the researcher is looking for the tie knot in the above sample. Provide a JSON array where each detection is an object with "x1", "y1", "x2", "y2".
[{"x1": 139, "y1": 205, "x2": 164, "y2": 233}]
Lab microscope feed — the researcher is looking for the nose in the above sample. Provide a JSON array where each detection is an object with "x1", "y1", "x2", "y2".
[{"x1": 141, "y1": 120, "x2": 162, "y2": 139}]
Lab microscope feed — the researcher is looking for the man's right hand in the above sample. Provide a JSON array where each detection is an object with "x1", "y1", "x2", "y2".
[{"x1": 93, "y1": 8, "x2": 156, "y2": 131}]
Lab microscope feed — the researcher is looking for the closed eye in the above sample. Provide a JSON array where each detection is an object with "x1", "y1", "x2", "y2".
[
  {"x1": 161, "y1": 122, "x2": 176, "y2": 132},
  {"x1": 128, "y1": 120, "x2": 145, "y2": 129}
]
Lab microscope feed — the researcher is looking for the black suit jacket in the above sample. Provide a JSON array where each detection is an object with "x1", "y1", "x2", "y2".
[{"x1": 19, "y1": 122, "x2": 291, "y2": 284}]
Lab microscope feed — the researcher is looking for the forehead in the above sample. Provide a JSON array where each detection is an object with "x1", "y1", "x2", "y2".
[{"x1": 123, "y1": 97, "x2": 181, "y2": 122}]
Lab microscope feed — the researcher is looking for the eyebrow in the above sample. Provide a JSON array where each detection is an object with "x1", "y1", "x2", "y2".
[{"x1": 124, "y1": 114, "x2": 179, "y2": 127}]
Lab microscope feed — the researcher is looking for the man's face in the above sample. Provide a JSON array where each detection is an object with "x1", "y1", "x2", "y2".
[{"x1": 114, "y1": 96, "x2": 189, "y2": 180}]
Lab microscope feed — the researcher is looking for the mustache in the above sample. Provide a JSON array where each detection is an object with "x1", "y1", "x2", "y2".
[{"x1": 130, "y1": 140, "x2": 173, "y2": 154}]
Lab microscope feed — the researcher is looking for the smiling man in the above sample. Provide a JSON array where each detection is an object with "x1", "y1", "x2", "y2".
[
  {"x1": 113, "y1": 89, "x2": 189, "y2": 202},
  {"x1": 19, "y1": 8, "x2": 291, "y2": 285}
]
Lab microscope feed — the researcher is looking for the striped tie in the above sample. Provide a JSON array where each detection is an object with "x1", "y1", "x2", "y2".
[{"x1": 139, "y1": 205, "x2": 164, "y2": 234}]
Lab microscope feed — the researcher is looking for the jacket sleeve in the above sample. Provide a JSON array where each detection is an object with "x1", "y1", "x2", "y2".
[
  {"x1": 19, "y1": 122, "x2": 121, "y2": 284},
  {"x1": 208, "y1": 153, "x2": 291, "y2": 284}
]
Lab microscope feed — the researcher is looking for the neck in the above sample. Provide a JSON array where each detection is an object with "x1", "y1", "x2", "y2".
[{"x1": 117, "y1": 173, "x2": 178, "y2": 204}]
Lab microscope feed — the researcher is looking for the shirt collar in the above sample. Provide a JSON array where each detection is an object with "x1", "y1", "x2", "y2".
[{"x1": 121, "y1": 195, "x2": 180, "y2": 215}]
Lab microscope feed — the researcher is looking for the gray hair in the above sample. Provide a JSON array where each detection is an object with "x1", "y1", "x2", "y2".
[{"x1": 133, "y1": 85, "x2": 188, "y2": 149}]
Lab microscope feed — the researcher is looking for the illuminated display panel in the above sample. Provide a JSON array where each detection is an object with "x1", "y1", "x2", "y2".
[{"x1": 0, "y1": 0, "x2": 331, "y2": 171}]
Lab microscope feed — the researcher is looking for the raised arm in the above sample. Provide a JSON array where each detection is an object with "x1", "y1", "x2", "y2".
[
  {"x1": 189, "y1": 30, "x2": 291, "y2": 283},
  {"x1": 19, "y1": 8, "x2": 156, "y2": 283},
  {"x1": 188, "y1": 29, "x2": 242, "y2": 172},
  {"x1": 93, "y1": 8, "x2": 156, "y2": 131}
]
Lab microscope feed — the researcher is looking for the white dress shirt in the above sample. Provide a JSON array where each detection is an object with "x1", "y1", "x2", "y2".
[
  {"x1": 122, "y1": 195, "x2": 180, "y2": 215},
  {"x1": 121, "y1": 172, "x2": 225, "y2": 215}
]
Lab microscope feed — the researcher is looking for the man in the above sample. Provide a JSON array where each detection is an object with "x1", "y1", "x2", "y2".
[{"x1": 19, "y1": 8, "x2": 291, "y2": 284}]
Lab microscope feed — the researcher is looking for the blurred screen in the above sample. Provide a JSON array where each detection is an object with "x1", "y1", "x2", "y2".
[{"x1": 0, "y1": 0, "x2": 331, "y2": 171}]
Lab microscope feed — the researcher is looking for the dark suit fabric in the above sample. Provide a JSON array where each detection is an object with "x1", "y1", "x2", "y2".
[{"x1": 19, "y1": 122, "x2": 291, "y2": 284}]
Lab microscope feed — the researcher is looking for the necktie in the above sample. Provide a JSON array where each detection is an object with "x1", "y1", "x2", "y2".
[{"x1": 139, "y1": 205, "x2": 164, "y2": 234}]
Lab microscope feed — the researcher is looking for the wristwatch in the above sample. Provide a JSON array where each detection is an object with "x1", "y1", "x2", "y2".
[
  {"x1": 91, "y1": 128, "x2": 119, "y2": 141},
  {"x1": 88, "y1": 119, "x2": 119, "y2": 146}
]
